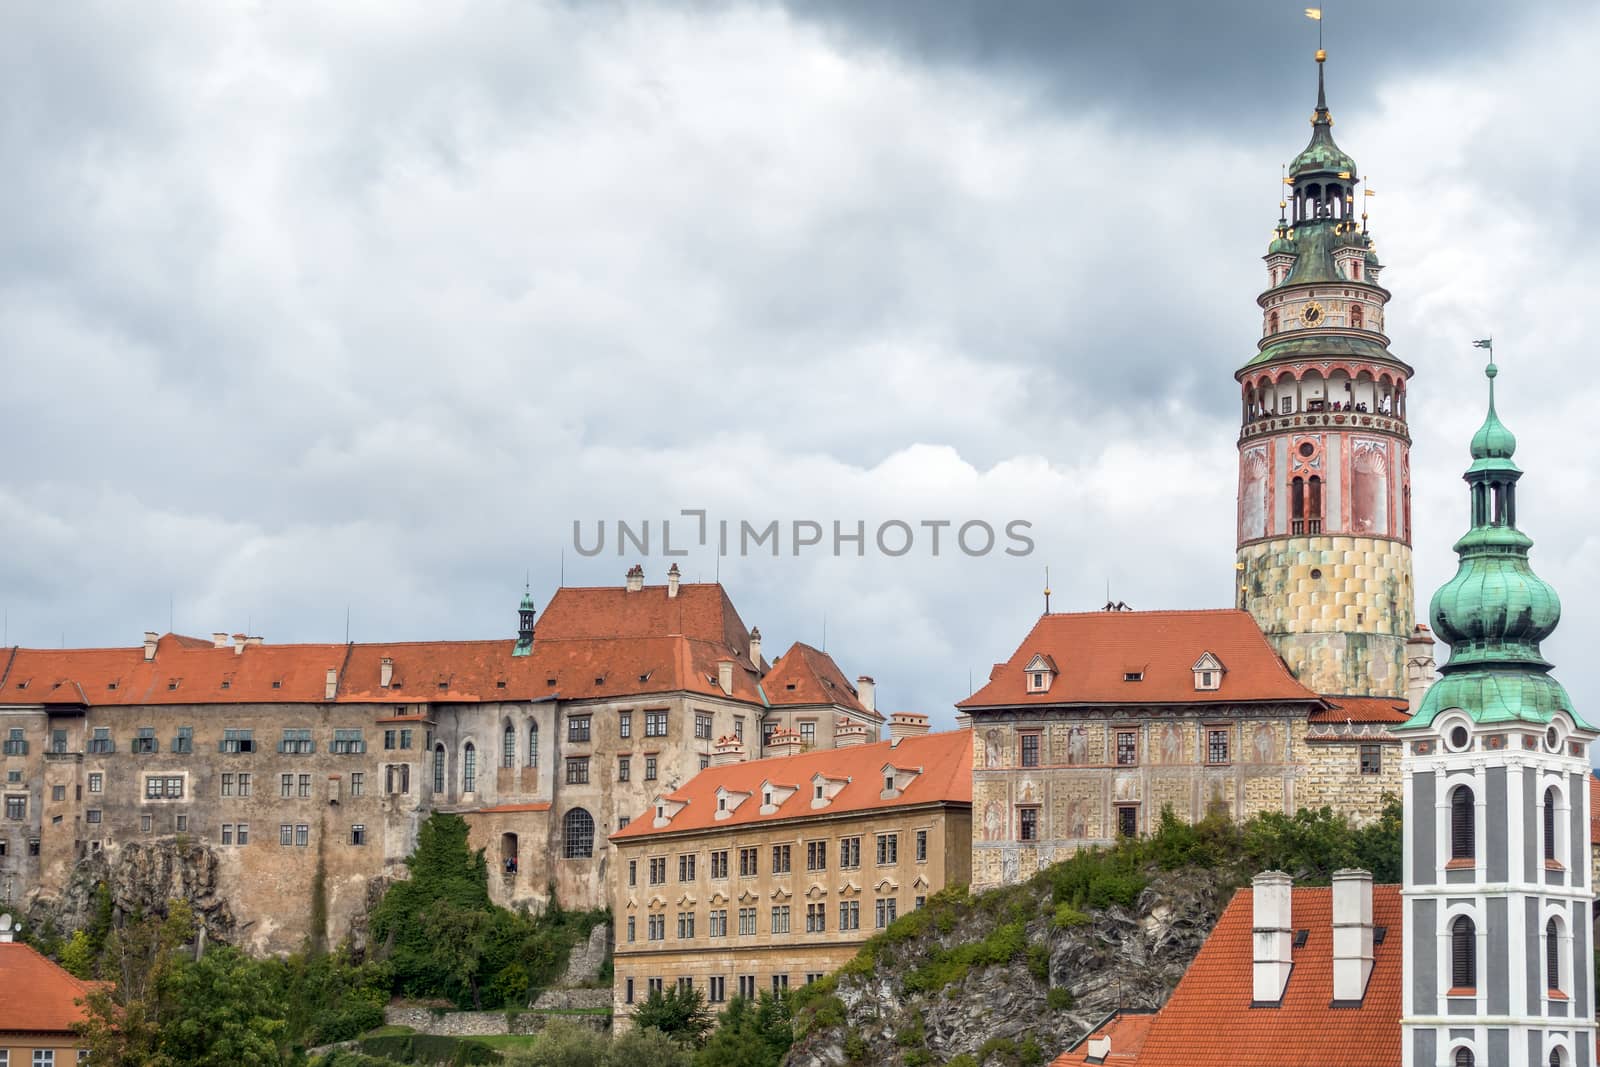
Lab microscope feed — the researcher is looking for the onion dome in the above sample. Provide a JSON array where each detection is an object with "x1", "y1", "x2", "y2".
[
  {"x1": 1404, "y1": 359, "x2": 1585, "y2": 729},
  {"x1": 1289, "y1": 54, "x2": 1358, "y2": 180}
]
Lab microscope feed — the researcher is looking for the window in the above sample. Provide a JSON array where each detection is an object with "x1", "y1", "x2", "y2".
[
  {"x1": 295, "y1": 824, "x2": 309, "y2": 846},
  {"x1": 388, "y1": 766, "x2": 412, "y2": 798},
  {"x1": 221, "y1": 773, "x2": 235, "y2": 798},
  {"x1": 32, "y1": 1050, "x2": 54, "y2": 1066},
  {"x1": 678, "y1": 911, "x2": 696, "y2": 939},
  {"x1": 5, "y1": 796, "x2": 26, "y2": 820},
  {"x1": 739, "y1": 847, "x2": 759, "y2": 877},
  {"x1": 527, "y1": 722, "x2": 538, "y2": 767},
  {"x1": 678, "y1": 976, "x2": 694, "y2": 994},
  {"x1": 738, "y1": 907, "x2": 757, "y2": 936},
  {"x1": 695, "y1": 712, "x2": 713, "y2": 740},
  {"x1": 772, "y1": 844, "x2": 791, "y2": 874},
  {"x1": 220, "y1": 728, "x2": 255, "y2": 754},
  {"x1": 1544, "y1": 786, "x2": 1559, "y2": 863},
  {"x1": 648, "y1": 914, "x2": 665, "y2": 941},
  {"x1": 649, "y1": 857, "x2": 667, "y2": 885},
  {"x1": 806, "y1": 902, "x2": 826, "y2": 933},
  {"x1": 88, "y1": 773, "x2": 102, "y2": 793},
  {"x1": 709, "y1": 976, "x2": 726, "y2": 1003},
  {"x1": 1020, "y1": 808, "x2": 1039, "y2": 841},
  {"x1": 1, "y1": 729, "x2": 24, "y2": 756},
  {"x1": 1451, "y1": 915, "x2": 1476, "y2": 989},
  {"x1": 839, "y1": 900, "x2": 860, "y2": 931},
  {"x1": 333, "y1": 729, "x2": 364, "y2": 755},
  {"x1": 221, "y1": 823, "x2": 234, "y2": 845},
  {"x1": 298, "y1": 773, "x2": 312, "y2": 798},
  {"x1": 568, "y1": 716, "x2": 591, "y2": 743},
  {"x1": 875, "y1": 897, "x2": 898, "y2": 929},
  {"x1": 709, "y1": 909, "x2": 728, "y2": 938},
  {"x1": 649, "y1": 977, "x2": 665, "y2": 996},
  {"x1": 876, "y1": 834, "x2": 898, "y2": 865},
  {"x1": 86, "y1": 809, "x2": 102, "y2": 824},
  {"x1": 237, "y1": 823, "x2": 249, "y2": 845},
  {"x1": 1117, "y1": 806, "x2": 1138, "y2": 839},
  {"x1": 88, "y1": 728, "x2": 114, "y2": 754},
  {"x1": 349, "y1": 772, "x2": 363, "y2": 797},
  {"x1": 1029, "y1": 671, "x2": 1046, "y2": 691},
  {"x1": 612, "y1": 756, "x2": 629, "y2": 783},
  {"x1": 710, "y1": 850, "x2": 729, "y2": 879},
  {"x1": 279, "y1": 729, "x2": 314, "y2": 755},
  {"x1": 679, "y1": 853, "x2": 697, "y2": 881},
  {"x1": 140, "y1": 814, "x2": 152, "y2": 833},
  {"x1": 563, "y1": 807, "x2": 594, "y2": 858},
  {"x1": 51, "y1": 785, "x2": 65, "y2": 802},
  {"x1": 799, "y1": 721, "x2": 815, "y2": 747},
  {"x1": 145, "y1": 776, "x2": 184, "y2": 800},
  {"x1": 1116, "y1": 732, "x2": 1138, "y2": 766},
  {"x1": 770, "y1": 907, "x2": 792, "y2": 935},
  {"x1": 1207, "y1": 729, "x2": 1230, "y2": 765},
  {"x1": 644, "y1": 757, "x2": 657, "y2": 781},
  {"x1": 502, "y1": 723, "x2": 516, "y2": 768},
  {"x1": 132, "y1": 727, "x2": 157, "y2": 754},
  {"x1": 625, "y1": 977, "x2": 635, "y2": 1004},
  {"x1": 1451, "y1": 786, "x2": 1475, "y2": 861},
  {"x1": 1454, "y1": 1050, "x2": 1473, "y2": 1067},
  {"x1": 1359, "y1": 744, "x2": 1382, "y2": 775},
  {"x1": 280, "y1": 824, "x2": 294, "y2": 845},
  {"x1": 566, "y1": 757, "x2": 590, "y2": 784},
  {"x1": 733, "y1": 718, "x2": 744, "y2": 741},
  {"x1": 840, "y1": 837, "x2": 861, "y2": 869},
  {"x1": 384, "y1": 729, "x2": 397, "y2": 750},
  {"x1": 618, "y1": 712, "x2": 631, "y2": 738},
  {"x1": 771, "y1": 975, "x2": 789, "y2": 993},
  {"x1": 626, "y1": 916, "x2": 636, "y2": 942},
  {"x1": 645, "y1": 710, "x2": 668, "y2": 737},
  {"x1": 433, "y1": 745, "x2": 446, "y2": 793},
  {"x1": 462, "y1": 742, "x2": 477, "y2": 793},
  {"x1": 738, "y1": 975, "x2": 757, "y2": 1000},
  {"x1": 351, "y1": 824, "x2": 367, "y2": 846},
  {"x1": 807, "y1": 840, "x2": 828, "y2": 871},
  {"x1": 916, "y1": 829, "x2": 928, "y2": 863},
  {"x1": 1020, "y1": 734, "x2": 1040, "y2": 768},
  {"x1": 1547, "y1": 917, "x2": 1562, "y2": 992},
  {"x1": 49, "y1": 729, "x2": 66, "y2": 754}
]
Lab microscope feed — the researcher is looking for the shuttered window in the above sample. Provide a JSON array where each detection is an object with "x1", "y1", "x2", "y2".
[
  {"x1": 1450, "y1": 786, "x2": 1475, "y2": 860},
  {"x1": 1454, "y1": 1049, "x2": 1473, "y2": 1067},
  {"x1": 1451, "y1": 916, "x2": 1476, "y2": 989},
  {"x1": 1546, "y1": 918, "x2": 1561, "y2": 991},
  {"x1": 1544, "y1": 787, "x2": 1557, "y2": 861}
]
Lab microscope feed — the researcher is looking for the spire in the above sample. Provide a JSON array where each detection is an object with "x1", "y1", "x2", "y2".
[
  {"x1": 1289, "y1": 51, "x2": 1357, "y2": 182},
  {"x1": 1314, "y1": 49, "x2": 1329, "y2": 123},
  {"x1": 1402, "y1": 356, "x2": 1586, "y2": 729}
]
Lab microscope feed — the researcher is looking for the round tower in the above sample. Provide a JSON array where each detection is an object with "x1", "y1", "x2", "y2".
[{"x1": 1235, "y1": 50, "x2": 1414, "y2": 699}]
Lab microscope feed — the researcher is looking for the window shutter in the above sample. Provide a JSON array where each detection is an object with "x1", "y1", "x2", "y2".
[
  {"x1": 1544, "y1": 791, "x2": 1556, "y2": 861},
  {"x1": 1546, "y1": 919, "x2": 1560, "y2": 990},
  {"x1": 1452, "y1": 917, "x2": 1475, "y2": 988},
  {"x1": 1451, "y1": 787, "x2": 1474, "y2": 860}
]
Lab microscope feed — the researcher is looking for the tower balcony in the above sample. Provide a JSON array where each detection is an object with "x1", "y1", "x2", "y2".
[{"x1": 1240, "y1": 408, "x2": 1409, "y2": 443}]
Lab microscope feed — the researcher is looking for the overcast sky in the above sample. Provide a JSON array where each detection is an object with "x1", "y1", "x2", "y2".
[{"x1": 2, "y1": 2, "x2": 1595, "y2": 737}]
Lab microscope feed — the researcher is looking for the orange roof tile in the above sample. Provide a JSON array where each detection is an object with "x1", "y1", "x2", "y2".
[
  {"x1": 762, "y1": 642, "x2": 875, "y2": 719},
  {"x1": 1310, "y1": 696, "x2": 1410, "y2": 724},
  {"x1": 959, "y1": 610, "x2": 1321, "y2": 710},
  {"x1": 610, "y1": 729, "x2": 972, "y2": 841},
  {"x1": 1050, "y1": 1009, "x2": 1157, "y2": 1066},
  {"x1": 1130, "y1": 884, "x2": 1402, "y2": 1067},
  {"x1": 471, "y1": 802, "x2": 552, "y2": 814},
  {"x1": 0, "y1": 940, "x2": 98, "y2": 1034}
]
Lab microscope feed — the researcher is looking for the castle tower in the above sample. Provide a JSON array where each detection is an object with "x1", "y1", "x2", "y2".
[
  {"x1": 1235, "y1": 49, "x2": 1415, "y2": 699},
  {"x1": 1397, "y1": 358, "x2": 1595, "y2": 1067}
]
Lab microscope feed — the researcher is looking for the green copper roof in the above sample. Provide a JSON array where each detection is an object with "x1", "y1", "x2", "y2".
[
  {"x1": 1242, "y1": 331, "x2": 1398, "y2": 371},
  {"x1": 1402, "y1": 360, "x2": 1589, "y2": 730},
  {"x1": 520, "y1": 591, "x2": 537, "y2": 611},
  {"x1": 1289, "y1": 60, "x2": 1358, "y2": 180}
]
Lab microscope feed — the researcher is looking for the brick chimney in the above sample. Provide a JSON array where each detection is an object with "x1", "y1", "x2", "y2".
[
  {"x1": 835, "y1": 718, "x2": 868, "y2": 748},
  {"x1": 667, "y1": 562, "x2": 681, "y2": 598},
  {"x1": 856, "y1": 675, "x2": 876, "y2": 713},
  {"x1": 1251, "y1": 870, "x2": 1294, "y2": 1004},
  {"x1": 711, "y1": 734, "x2": 745, "y2": 766},
  {"x1": 1331, "y1": 868, "x2": 1375, "y2": 1003},
  {"x1": 889, "y1": 712, "x2": 930, "y2": 741},
  {"x1": 717, "y1": 660, "x2": 734, "y2": 696},
  {"x1": 143, "y1": 631, "x2": 159, "y2": 661},
  {"x1": 1406, "y1": 624, "x2": 1437, "y2": 712},
  {"x1": 380, "y1": 657, "x2": 394, "y2": 688},
  {"x1": 625, "y1": 564, "x2": 644, "y2": 593},
  {"x1": 324, "y1": 669, "x2": 339, "y2": 701},
  {"x1": 749, "y1": 627, "x2": 762, "y2": 668}
]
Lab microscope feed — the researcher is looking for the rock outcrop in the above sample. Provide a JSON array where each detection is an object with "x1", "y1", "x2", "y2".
[{"x1": 27, "y1": 840, "x2": 237, "y2": 943}]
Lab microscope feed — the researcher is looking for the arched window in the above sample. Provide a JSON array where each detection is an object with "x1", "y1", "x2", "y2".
[
  {"x1": 563, "y1": 807, "x2": 595, "y2": 859},
  {"x1": 1544, "y1": 786, "x2": 1558, "y2": 862},
  {"x1": 503, "y1": 723, "x2": 516, "y2": 769},
  {"x1": 528, "y1": 722, "x2": 539, "y2": 768},
  {"x1": 1546, "y1": 917, "x2": 1561, "y2": 991},
  {"x1": 1307, "y1": 476, "x2": 1322, "y2": 533},
  {"x1": 1451, "y1": 916, "x2": 1476, "y2": 989},
  {"x1": 433, "y1": 744, "x2": 446, "y2": 794},
  {"x1": 1350, "y1": 304, "x2": 1364, "y2": 329},
  {"x1": 1450, "y1": 785, "x2": 1475, "y2": 860},
  {"x1": 1551, "y1": 1047, "x2": 1565, "y2": 1067},
  {"x1": 463, "y1": 742, "x2": 477, "y2": 794},
  {"x1": 1269, "y1": 310, "x2": 1279, "y2": 334},
  {"x1": 1455, "y1": 1049, "x2": 1473, "y2": 1067},
  {"x1": 1291, "y1": 476, "x2": 1306, "y2": 534}
]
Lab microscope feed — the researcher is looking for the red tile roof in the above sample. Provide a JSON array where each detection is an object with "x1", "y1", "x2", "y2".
[
  {"x1": 762, "y1": 642, "x2": 874, "y2": 718},
  {"x1": 1129, "y1": 884, "x2": 1402, "y2": 1067},
  {"x1": 0, "y1": 940, "x2": 98, "y2": 1035},
  {"x1": 1310, "y1": 696, "x2": 1410, "y2": 724},
  {"x1": 471, "y1": 802, "x2": 553, "y2": 814},
  {"x1": 959, "y1": 610, "x2": 1321, "y2": 710},
  {"x1": 610, "y1": 729, "x2": 972, "y2": 841},
  {"x1": 1050, "y1": 1010, "x2": 1157, "y2": 1066}
]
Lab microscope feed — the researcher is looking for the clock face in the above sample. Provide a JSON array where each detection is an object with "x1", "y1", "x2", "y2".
[{"x1": 1300, "y1": 301, "x2": 1325, "y2": 327}]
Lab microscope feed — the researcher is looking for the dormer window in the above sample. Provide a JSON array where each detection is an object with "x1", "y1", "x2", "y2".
[
  {"x1": 719, "y1": 796, "x2": 727, "y2": 811},
  {"x1": 1192, "y1": 652, "x2": 1225, "y2": 691},
  {"x1": 1023, "y1": 653, "x2": 1057, "y2": 694},
  {"x1": 763, "y1": 791, "x2": 773, "y2": 806},
  {"x1": 814, "y1": 784, "x2": 824, "y2": 801},
  {"x1": 884, "y1": 775, "x2": 894, "y2": 792},
  {"x1": 1123, "y1": 672, "x2": 1143, "y2": 683}
]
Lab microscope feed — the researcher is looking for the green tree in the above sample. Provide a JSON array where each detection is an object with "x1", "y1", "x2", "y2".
[
  {"x1": 631, "y1": 984, "x2": 712, "y2": 1047},
  {"x1": 610, "y1": 1027, "x2": 693, "y2": 1067},
  {"x1": 157, "y1": 945, "x2": 287, "y2": 1066},
  {"x1": 502, "y1": 1021, "x2": 609, "y2": 1067},
  {"x1": 78, "y1": 901, "x2": 197, "y2": 1066},
  {"x1": 420, "y1": 899, "x2": 493, "y2": 1008},
  {"x1": 59, "y1": 929, "x2": 95, "y2": 979},
  {"x1": 695, "y1": 993, "x2": 793, "y2": 1067}
]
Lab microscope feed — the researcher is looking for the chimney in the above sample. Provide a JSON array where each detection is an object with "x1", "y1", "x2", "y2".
[
  {"x1": 835, "y1": 718, "x2": 868, "y2": 748},
  {"x1": 1406, "y1": 624, "x2": 1437, "y2": 712},
  {"x1": 856, "y1": 675, "x2": 876, "y2": 713},
  {"x1": 143, "y1": 632, "x2": 159, "y2": 661},
  {"x1": 1331, "y1": 868, "x2": 1375, "y2": 1003},
  {"x1": 711, "y1": 734, "x2": 745, "y2": 767},
  {"x1": 954, "y1": 712, "x2": 973, "y2": 730},
  {"x1": 889, "y1": 712, "x2": 931, "y2": 741},
  {"x1": 0, "y1": 915, "x2": 15, "y2": 943},
  {"x1": 232, "y1": 633, "x2": 247, "y2": 656},
  {"x1": 1086, "y1": 1035, "x2": 1111, "y2": 1060},
  {"x1": 380, "y1": 657, "x2": 394, "y2": 688},
  {"x1": 324, "y1": 668, "x2": 338, "y2": 701},
  {"x1": 767, "y1": 727, "x2": 804, "y2": 759},
  {"x1": 749, "y1": 627, "x2": 762, "y2": 668},
  {"x1": 212, "y1": 632, "x2": 230, "y2": 649},
  {"x1": 625, "y1": 564, "x2": 644, "y2": 593},
  {"x1": 667, "y1": 562, "x2": 681, "y2": 598},
  {"x1": 717, "y1": 660, "x2": 734, "y2": 696},
  {"x1": 1251, "y1": 870, "x2": 1294, "y2": 1004},
  {"x1": 244, "y1": 635, "x2": 263, "y2": 647}
]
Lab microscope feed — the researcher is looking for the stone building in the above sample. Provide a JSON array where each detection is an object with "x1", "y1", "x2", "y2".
[
  {"x1": 608, "y1": 726, "x2": 971, "y2": 1026},
  {"x1": 0, "y1": 568, "x2": 880, "y2": 953}
]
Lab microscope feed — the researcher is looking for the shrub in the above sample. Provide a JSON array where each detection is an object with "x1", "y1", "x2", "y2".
[{"x1": 1045, "y1": 987, "x2": 1074, "y2": 1011}]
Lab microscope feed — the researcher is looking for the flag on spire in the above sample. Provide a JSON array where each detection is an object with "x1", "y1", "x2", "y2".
[{"x1": 1305, "y1": 7, "x2": 1322, "y2": 18}]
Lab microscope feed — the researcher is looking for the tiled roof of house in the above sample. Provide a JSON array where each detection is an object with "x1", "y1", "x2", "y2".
[
  {"x1": 959, "y1": 610, "x2": 1321, "y2": 710},
  {"x1": 1310, "y1": 696, "x2": 1410, "y2": 724},
  {"x1": 762, "y1": 642, "x2": 874, "y2": 718},
  {"x1": 610, "y1": 729, "x2": 972, "y2": 841},
  {"x1": 0, "y1": 583, "x2": 772, "y2": 710},
  {"x1": 1130, "y1": 884, "x2": 1402, "y2": 1067},
  {"x1": 1050, "y1": 1009, "x2": 1157, "y2": 1066},
  {"x1": 0, "y1": 940, "x2": 98, "y2": 1034}
]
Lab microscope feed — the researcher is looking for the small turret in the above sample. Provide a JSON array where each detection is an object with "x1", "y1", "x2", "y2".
[{"x1": 513, "y1": 588, "x2": 536, "y2": 657}]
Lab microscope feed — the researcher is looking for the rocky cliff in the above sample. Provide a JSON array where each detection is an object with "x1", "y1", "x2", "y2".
[
  {"x1": 783, "y1": 865, "x2": 1228, "y2": 1067},
  {"x1": 27, "y1": 840, "x2": 237, "y2": 944}
]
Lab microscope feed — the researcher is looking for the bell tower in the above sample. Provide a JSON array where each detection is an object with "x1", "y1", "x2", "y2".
[{"x1": 1234, "y1": 48, "x2": 1414, "y2": 699}]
